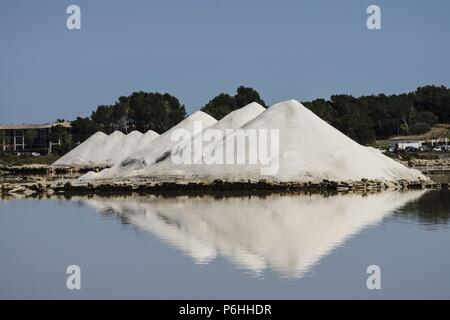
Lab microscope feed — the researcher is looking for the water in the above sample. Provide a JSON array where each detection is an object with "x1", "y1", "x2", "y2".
[{"x1": 1, "y1": 189, "x2": 449, "y2": 299}]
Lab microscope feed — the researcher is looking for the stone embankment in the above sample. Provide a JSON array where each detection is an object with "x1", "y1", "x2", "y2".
[
  {"x1": 1, "y1": 177, "x2": 444, "y2": 198},
  {"x1": 0, "y1": 164, "x2": 107, "y2": 175},
  {"x1": 403, "y1": 159, "x2": 450, "y2": 169}
]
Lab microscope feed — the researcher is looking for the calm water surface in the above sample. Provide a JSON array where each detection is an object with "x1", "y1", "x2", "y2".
[{"x1": 1, "y1": 189, "x2": 449, "y2": 299}]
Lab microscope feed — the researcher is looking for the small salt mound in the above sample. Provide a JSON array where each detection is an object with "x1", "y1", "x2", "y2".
[
  {"x1": 150, "y1": 100, "x2": 426, "y2": 183},
  {"x1": 53, "y1": 131, "x2": 109, "y2": 166},
  {"x1": 103, "y1": 130, "x2": 143, "y2": 166},
  {"x1": 130, "y1": 130, "x2": 159, "y2": 155},
  {"x1": 81, "y1": 111, "x2": 217, "y2": 180},
  {"x1": 144, "y1": 102, "x2": 266, "y2": 176},
  {"x1": 53, "y1": 130, "x2": 139, "y2": 167}
]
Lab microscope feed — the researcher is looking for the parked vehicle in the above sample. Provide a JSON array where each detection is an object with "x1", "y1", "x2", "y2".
[
  {"x1": 405, "y1": 146, "x2": 418, "y2": 152},
  {"x1": 432, "y1": 146, "x2": 443, "y2": 151}
]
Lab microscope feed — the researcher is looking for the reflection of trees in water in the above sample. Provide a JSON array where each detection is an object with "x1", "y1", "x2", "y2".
[{"x1": 395, "y1": 189, "x2": 450, "y2": 226}]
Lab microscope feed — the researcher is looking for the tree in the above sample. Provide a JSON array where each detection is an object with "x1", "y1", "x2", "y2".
[
  {"x1": 50, "y1": 125, "x2": 71, "y2": 144},
  {"x1": 303, "y1": 99, "x2": 336, "y2": 124},
  {"x1": 329, "y1": 95, "x2": 376, "y2": 145},
  {"x1": 90, "y1": 91, "x2": 187, "y2": 135},
  {"x1": 234, "y1": 86, "x2": 267, "y2": 109},
  {"x1": 91, "y1": 105, "x2": 114, "y2": 133},
  {"x1": 201, "y1": 93, "x2": 237, "y2": 120},
  {"x1": 70, "y1": 117, "x2": 101, "y2": 143},
  {"x1": 127, "y1": 91, "x2": 187, "y2": 134},
  {"x1": 24, "y1": 130, "x2": 38, "y2": 148},
  {"x1": 49, "y1": 125, "x2": 73, "y2": 155},
  {"x1": 415, "y1": 85, "x2": 450, "y2": 123},
  {"x1": 201, "y1": 86, "x2": 267, "y2": 119}
]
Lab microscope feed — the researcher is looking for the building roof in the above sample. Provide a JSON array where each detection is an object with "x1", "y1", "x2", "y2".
[
  {"x1": 0, "y1": 122, "x2": 71, "y2": 130},
  {"x1": 390, "y1": 124, "x2": 450, "y2": 141}
]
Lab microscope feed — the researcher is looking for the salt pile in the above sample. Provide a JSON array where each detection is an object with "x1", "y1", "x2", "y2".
[
  {"x1": 104, "y1": 130, "x2": 145, "y2": 166},
  {"x1": 53, "y1": 131, "x2": 109, "y2": 167},
  {"x1": 104, "y1": 130, "x2": 161, "y2": 166},
  {"x1": 81, "y1": 99, "x2": 426, "y2": 183},
  {"x1": 53, "y1": 130, "x2": 159, "y2": 167},
  {"x1": 144, "y1": 100, "x2": 425, "y2": 182},
  {"x1": 145, "y1": 102, "x2": 266, "y2": 176},
  {"x1": 81, "y1": 111, "x2": 217, "y2": 179}
]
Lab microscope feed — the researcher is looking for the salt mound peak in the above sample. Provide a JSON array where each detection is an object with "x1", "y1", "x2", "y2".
[
  {"x1": 126, "y1": 130, "x2": 143, "y2": 137},
  {"x1": 91, "y1": 131, "x2": 108, "y2": 139},
  {"x1": 109, "y1": 131, "x2": 125, "y2": 137},
  {"x1": 143, "y1": 130, "x2": 159, "y2": 138},
  {"x1": 214, "y1": 102, "x2": 265, "y2": 130},
  {"x1": 187, "y1": 110, "x2": 215, "y2": 122},
  {"x1": 53, "y1": 131, "x2": 109, "y2": 166}
]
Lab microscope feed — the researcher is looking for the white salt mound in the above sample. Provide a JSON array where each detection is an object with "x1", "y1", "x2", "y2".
[
  {"x1": 81, "y1": 111, "x2": 217, "y2": 180},
  {"x1": 145, "y1": 100, "x2": 426, "y2": 183},
  {"x1": 53, "y1": 131, "x2": 109, "y2": 166},
  {"x1": 53, "y1": 130, "x2": 155, "y2": 167},
  {"x1": 144, "y1": 102, "x2": 266, "y2": 176}
]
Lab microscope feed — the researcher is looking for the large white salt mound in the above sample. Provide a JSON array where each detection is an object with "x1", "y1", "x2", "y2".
[
  {"x1": 144, "y1": 102, "x2": 266, "y2": 175},
  {"x1": 145, "y1": 100, "x2": 426, "y2": 182},
  {"x1": 53, "y1": 131, "x2": 109, "y2": 166},
  {"x1": 80, "y1": 111, "x2": 217, "y2": 180}
]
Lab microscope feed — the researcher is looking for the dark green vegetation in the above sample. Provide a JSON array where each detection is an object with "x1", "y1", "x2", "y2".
[
  {"x1": 304, "y1": 85, "x2": 450, "y2": 145},
  {"x1": 201, "y1": 86, "x2": 268, "y2": 119}
]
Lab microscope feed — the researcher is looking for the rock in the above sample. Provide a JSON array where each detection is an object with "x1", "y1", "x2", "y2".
[{"x1": 23, "y1": 188, "x2": 36, "y2": 196}]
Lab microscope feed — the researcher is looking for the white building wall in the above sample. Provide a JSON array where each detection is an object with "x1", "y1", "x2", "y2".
[{"x1": 391, "y1": 140, "x2": 423, "y2": 150}]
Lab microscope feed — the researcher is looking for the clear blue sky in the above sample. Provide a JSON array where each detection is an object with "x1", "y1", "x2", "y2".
[{"x1": 1, "y1": 0, "x2": 449, "y2": 123}]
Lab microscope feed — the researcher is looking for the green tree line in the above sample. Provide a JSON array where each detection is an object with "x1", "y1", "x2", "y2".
[
  {"x1": 304, "y1": 85, "x2": 449, "y2": 144},
  {"x1": 51, "y1": 84, "x2": 449, "y2": 154}
]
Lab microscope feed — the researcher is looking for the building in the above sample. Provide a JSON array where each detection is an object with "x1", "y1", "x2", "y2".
[
  {"x1": 390, "y1": 124, "x2": 450, "y2": 150},
  {"x1": 390, "y1": 137, "x2": 424, "y2": 150},
  {"x1": 0, "y1": 122, "x2": 71, "y2": 154}
]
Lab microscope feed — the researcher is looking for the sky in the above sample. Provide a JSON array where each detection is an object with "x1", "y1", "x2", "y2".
[{"x1": 0, "y1": 0, "x2": 449, "y2": 124}]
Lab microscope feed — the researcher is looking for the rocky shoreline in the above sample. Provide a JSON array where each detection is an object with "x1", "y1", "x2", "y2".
[
  {"x1": 2, "y1": 157, "x2": 449, "y2": 176},
  {"x1": 0, "y1": 176, "x2": 444, "y2": 198},
  {"x1": 0, "y1": 164, "x2": 107, "y2": 175},
  {"x1": 403, "y1": 159, "x2": 450, "y2": 170}
]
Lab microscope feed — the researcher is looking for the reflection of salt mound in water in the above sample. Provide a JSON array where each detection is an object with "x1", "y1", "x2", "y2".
[
  {"x1": 81, "y1": 111, "x2": 217, "y2": 180},
  {"x1": 53, "y1": 131, "x2": 110, "y2": 167},
  {"x1": 82, "y1": 191, "x2": 426, "y2": 278},
  {"x1": 164, "y1": 100, "x2": 426, "y2": 182},
  {"x1": 146, "y1": 102, "x2": 266, "y2": 176}
]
